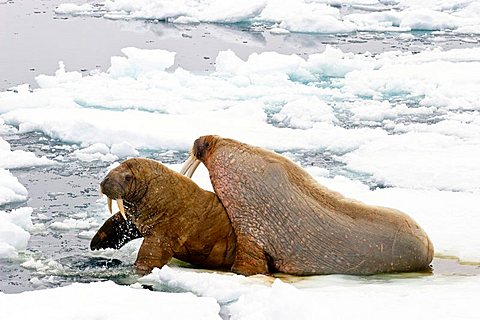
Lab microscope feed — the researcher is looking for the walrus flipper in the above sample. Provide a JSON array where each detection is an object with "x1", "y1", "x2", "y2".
[
  {"x1": 134, "y1": 235, "x2": 177, "y2": 275},
  {"x1": 90, "y1": 212, "x2": 142, "y2": 250},
  {"x1": 231, "y1": 233, "x2": 269, "y2": 276}
]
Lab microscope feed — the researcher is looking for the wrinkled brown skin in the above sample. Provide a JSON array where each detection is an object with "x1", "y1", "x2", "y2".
[
  {"x1": 96, "y1": 158, "x2": 236, "y2": 275},
  {"x1": 190, "y1": 135, "x2": 434, "y2": 276}
]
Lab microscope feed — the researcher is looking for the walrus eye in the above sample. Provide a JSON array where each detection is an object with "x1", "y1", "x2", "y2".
[
  {"x1": 204, "y1": 141, "x2": 210, "y2": 148},
  {"x1": 125, "y1": 174, "x2": 132, "y2": 182}
]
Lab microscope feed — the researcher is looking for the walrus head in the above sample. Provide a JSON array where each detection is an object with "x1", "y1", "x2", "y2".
[
  {"x1": 181, "y1": 135, "x2": 219, "y2": 177},
  {"x1": 100, "y1": 158, "x2": 151, "y2": 220}
]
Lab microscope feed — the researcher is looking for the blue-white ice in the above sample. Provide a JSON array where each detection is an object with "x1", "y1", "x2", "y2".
[
  {"x1": 56, "y1": 0, "x2": 480, "y2": 34},
  {"x1": 1, "y1": 45, "x2": 480, "y2": 318},
  {"x1": 0, "y1": 121, "x2": 53, "y2": 258}
]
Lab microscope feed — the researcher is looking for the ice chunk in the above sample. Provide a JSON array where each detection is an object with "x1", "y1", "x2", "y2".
[
  {"x1": 50, "y1": 217, "x2": 99, "y2": 231},
  {"x1": 36, "y1": 61, "x2": 83, "y2": 89},
  {"x1": 141, "y1": 266, "x2": 269, "y2": 304},
  {"x1": 55, "y1": 3, "x2": 94, "y2": 15},
  {"x1": 56, "y1": 0, "x2": 480, "y2": 34},
  {"x1": 110, "y1": 142, "x2": 139, "y2": 158},
  {"x1": 0, "y1": 168, "x2": 28, "y2": 206},
  {"x1": 0, "y1": 208, "x2": 33, "y2": 259},
  {"x1": 73, "y1": 143, "x2": 117, "y2": 162},
  {"x1": 109, "y1": 47, "x2": 176, "y2": 79},
  {"x1": 272, "y1": 97, "x2": 337, "y2": 129}
]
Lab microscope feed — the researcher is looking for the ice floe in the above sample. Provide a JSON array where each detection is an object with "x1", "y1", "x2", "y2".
[
  {"x1": 137, "y1": 265, "x2": 480, "y2": 320},
  {"x1": 1, "y1": 46, "x2": 479, "y2": 192},
  {"x1": 72, "y1": 142, "x2": 138, "y2": 162},
  {"x1": 56, "y1": 0, "x2": 480, "y2": 34},
  {"x1": 0, "y1": 280, "x2": 221, "y2": 320},
  {"x1": 0, "y1": 168, "x2": 28, "y2": 206}
]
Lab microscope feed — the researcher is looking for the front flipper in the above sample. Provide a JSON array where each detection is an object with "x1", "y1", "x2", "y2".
[
  {"x1": 231, "y1": 234, "x2": 269, "y2": 276},
  {"x1": 90, "y1": 212, "x2": 142, "y2": 250},
  {"x1": 134, "y1": 236, "x2": 176, "y2": 275}
]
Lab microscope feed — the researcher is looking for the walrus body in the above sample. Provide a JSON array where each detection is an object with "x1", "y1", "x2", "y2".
[
  {"x1": 95, "y1": 158, "x2": 236, "y2": 274},
  {"x1": 182, "y1": 136, "x2": 434, "y2": 276}
]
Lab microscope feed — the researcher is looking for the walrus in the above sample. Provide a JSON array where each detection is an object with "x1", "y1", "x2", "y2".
[
  {"x1": 95, "y1": 158, "x2": 236, "y2": 274},
  {"x1": 181, "y1": 135, "x2": 434, "y2": 276}
]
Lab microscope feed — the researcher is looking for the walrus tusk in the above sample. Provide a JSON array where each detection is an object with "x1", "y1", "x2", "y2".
[
  {"x1": 180, "y1": 155, "x2": 195, "y2": 175},
  {"x1": 180, "y1": 155, "x2": 201, "y2": 178},
  {"x1": 186, "y1": 159, "x2": 201, "y2": 178},
  {"x1": 107, "y1": 197, "x2": 113, "y2": 214},
  {"x1": 117, "y1": 198, "x2": 127, "y2": 220}
]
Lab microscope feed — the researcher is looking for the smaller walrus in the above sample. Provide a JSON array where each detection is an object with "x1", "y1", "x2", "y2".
[
  {"x1": 95, "y1": 158, "x2": 236, "y2": 274},
  {"x1": 181, "y1": 135, "x2": 434, "y2": 276}
]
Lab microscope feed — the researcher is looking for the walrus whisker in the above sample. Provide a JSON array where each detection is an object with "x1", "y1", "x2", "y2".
[
  {"x1": 180, "y1": 155, "x2": 201, "y2": 178},
  {"x1": 117, "y1": 198, "x2": 127, "y2": 220},
  {"x1": 107, "y1": 197, "x2": 113, "y2": 214}
]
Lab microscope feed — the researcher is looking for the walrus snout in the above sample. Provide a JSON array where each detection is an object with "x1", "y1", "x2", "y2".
[
  {"x1": 100, "y1": 166, "x2": 134, "y2": 220},
  {"x1": 99, "y1": 176, "x2": 111, "y2": 194},
  {"x1": 100, "y1": 175, "x2": 125, "y2": 198}
]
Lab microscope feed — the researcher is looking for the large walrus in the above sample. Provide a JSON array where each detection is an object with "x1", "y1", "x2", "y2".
[
  {"x1": 95, "y1": 158, "x2": 236, "y2": 274},
  {"x1": 181, "y1": 135, "x2": 434, "y2": 276}
]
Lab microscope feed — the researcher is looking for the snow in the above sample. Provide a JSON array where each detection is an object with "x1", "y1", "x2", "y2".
[
  {"x1": 137, "y1": 265, "x2": 480, "y2": 320},
  {"x1": 56, "y1": 0, "x2": 480, "y2": 34},
  {"x1": 0, "y1": 281, "x2": 222, "y2": 320},
  {"x1": 342, "y1": 132, "x2": 480, "y2": 192}
]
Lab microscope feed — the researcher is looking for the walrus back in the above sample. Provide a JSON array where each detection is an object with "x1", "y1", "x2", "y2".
[{"x1": 209, "y1": 141, "x2": 433, "y2": 275}]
